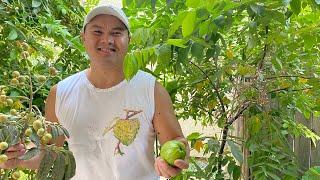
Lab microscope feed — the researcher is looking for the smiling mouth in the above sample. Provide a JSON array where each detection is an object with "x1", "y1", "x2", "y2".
[
  {"x1": 97, "y1": 47, "x2": 116, "y2": 54},
  {"x1": 97, "y1": 48, "x2": 116, "y2": 52}
]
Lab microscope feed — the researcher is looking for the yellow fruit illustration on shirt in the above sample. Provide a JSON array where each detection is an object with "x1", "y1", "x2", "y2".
[
  {"x1": 103, "y1": 109, "x2": 142, "y2": 155},
  {"x1": 113, "y1": 118, "x2": 140, "y2": 146}
]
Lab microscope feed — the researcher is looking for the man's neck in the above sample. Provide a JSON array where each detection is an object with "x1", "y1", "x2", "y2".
[{"x1": 86, "y1": 64, "x2": 125, "y2": 89}]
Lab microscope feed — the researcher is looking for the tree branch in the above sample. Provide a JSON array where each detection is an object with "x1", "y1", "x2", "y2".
[{"x1": 189, "y1": 61, "x2": 226, "y2": 113}]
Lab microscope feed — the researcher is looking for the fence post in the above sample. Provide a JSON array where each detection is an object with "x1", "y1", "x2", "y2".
[
  {"x1": 294, "y1": 112, "x2": 311, "y2": 171},
  {"x1": 310, "y1": 114, "x2": 320, "y2": 166}
]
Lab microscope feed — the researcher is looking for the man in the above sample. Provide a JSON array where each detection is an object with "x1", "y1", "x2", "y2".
[{"x1": 0, "y1": 3, "x2": 189, "y2": 179}]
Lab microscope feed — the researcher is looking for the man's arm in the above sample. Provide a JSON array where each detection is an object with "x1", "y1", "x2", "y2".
[{"x1": 153, "y1": 81, "x2": 190, "y2": 178}]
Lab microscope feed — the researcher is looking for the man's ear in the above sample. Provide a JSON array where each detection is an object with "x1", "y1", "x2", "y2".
[{"x1": 80, "y1": 32, "x2": 85, "y2": 42}]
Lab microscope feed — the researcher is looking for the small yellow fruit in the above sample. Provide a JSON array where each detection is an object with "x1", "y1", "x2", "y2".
[
  {"x1": 49, "y1": 67, "x2": 58, "y2": 76},
  {"x1": 12, "y1": 71, "x2": 20, "y2": 78},
  {"x1": 0, "y1": 94, "x2": 6, "y2": 100},
  {"x1": 32, "y1": 120, "x2": 42, "y2": 130},
  {"x1": 25, "y1": 128, "x2": 32, "y2": 136},
  {"x1": 10, "y1": 109, "x2": 18, "y2": 116},
  {"x1": 41, "y1": 133, "x2": 52, "y2": 144},
  {"x1": 6, "y1": 99, "x2": 13, "y2": 106},
  {"x1": 11, "y1": 171, "x2": 20, "y2": 179},
  {"x1": 10, "y1": 78, "x2": 19, "y2": 85},
  {"x1": 0, "y1": 154, "x2": 8, "y2": 164},
  {"x1": 37, "y1": 75, "x2": 46, "y2": 83},
  {"x1": 17, "y1": 75, "x2": 26, "y2": 82},
  {"x1": 21, "y1": 51, "x2": 29, "y2": 59},
  {"x1": 37, "y1": 128, "x2": 45, "y2": 137},
  {"x1": 0, "y1": 142, "x2": 8, "y2": 150},
  {"x1": 0, "y1": 114, "x2": 7, "y2": 123}
]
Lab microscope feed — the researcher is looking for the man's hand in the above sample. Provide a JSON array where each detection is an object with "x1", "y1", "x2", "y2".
[
  {"x1": 0, "y1": 143, "x2": 26, "y2": 169},
  {"x1": 154, "y1": 138, "x2": 190, "y2": 179},
  {"x1": 154, "y1": 157, "x2": 189, "y2": 178}
]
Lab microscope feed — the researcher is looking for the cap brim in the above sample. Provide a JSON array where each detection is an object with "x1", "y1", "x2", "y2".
[{"x1": 83, "y1": 5, "x2": 130, "y2": 32}]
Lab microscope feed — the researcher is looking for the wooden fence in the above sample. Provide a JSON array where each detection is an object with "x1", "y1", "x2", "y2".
[{"x1": 232, "y1": 113, "x2": 320, "y2": 179}]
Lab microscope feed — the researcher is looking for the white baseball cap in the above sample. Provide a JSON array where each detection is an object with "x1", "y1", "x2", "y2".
[{"x1": 82, "y1": 3, "x2": 130, "y2": 32}]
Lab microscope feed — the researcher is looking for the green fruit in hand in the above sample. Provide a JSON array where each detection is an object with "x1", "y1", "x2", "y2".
[
  {"x1": 11, "y1": 171, "x2": 20, "y2": 179},
  {"x1": 160, "y1": 140, "x2": 186, "y2": 166},
  {"x1": 0, "y1": 142, "x2": 8, "y2": 150},
  {"x1": 32, "y1": 120, "x2": 42, "y2": 130},
  {"x1": 0, "y1": 154, "x2": 8, "y2": 164}
]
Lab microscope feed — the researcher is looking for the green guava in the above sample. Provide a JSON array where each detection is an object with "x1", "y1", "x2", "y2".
[{"x1": 160, "y1": 140, "x2": 186, "y2": 166}]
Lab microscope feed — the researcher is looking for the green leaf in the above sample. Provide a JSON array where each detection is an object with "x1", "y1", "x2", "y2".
[
  {"x1": 290, "y1": 0, "x2": 301, "y2": 15},
  {"x1": 52, "y1": 153, "x2": 66, "y2": 180},
  {"x1": 19, "y1": 148, "x2": 40, "y2": 160},
  {"x1": 37, "y1": 151, "x2": 55, "y2": 179},
  {"x1": 302, "y1": 166, "x2": 320, "y2": 180},
  {"x1": 191, "y1": 43, "x2": 204, "y2": 59},
  {"x1": 8, "y1": 29, "x2": 18, "y2": 40},
  {"x1": 156, "y1": 44, "x2": 171, "y2": 67},
  {"x1": 32, "y1": 0, "x2": 41, "y2": 8},
  {"x1": 59, "y1": 126, "x2": 70, "y2": 139},
  {"x1": 186, "y1": 132, "x2": 202, "y2": 140},
  {"x1": 167, "y1": 39, "x2": 188, "y2": 48},
  {"x1": 182, "y1": 10, "x2": 197, "y2": 37},
  {"x1": 227, "y1": 140, "x2": 243, "y2": 163},
  {"x1": 123, "y1": 53, "x2": 139, "y2": 80},
  {"x1": 186, "y1": 0, "x2": 201, "y2": 8},
  {"x1": 134, "y1": 50, "x2": 144, "y2": 68},
  {"x1": 266, "y1": 171, "x2": 282, "y2": 180},
  {"x1": 63, "y1": 151, "x2": 76, "y2": 179},
  {"x1": 233, "y1": 165, "x2": 241, "y2": 180},
  {"x1": 169, "y1": 11, "x2": 187, "y2": 37}
]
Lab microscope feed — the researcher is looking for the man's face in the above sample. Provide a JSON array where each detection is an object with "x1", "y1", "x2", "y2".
[{"x1": 81, "y1": 14, "x2": 130, "y2": 65}]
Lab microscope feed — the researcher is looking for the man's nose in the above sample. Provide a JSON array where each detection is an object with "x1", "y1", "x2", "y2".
[{"x1": 100, "y1": 33, "x2": 114, "y2": 44}]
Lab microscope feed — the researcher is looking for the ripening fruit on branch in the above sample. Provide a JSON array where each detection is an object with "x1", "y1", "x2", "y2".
[
  {"x1": 10, "y1": 109, "x2": 18, "y2": 116},
  {"x1": 17, "y1": 75, "x2": 26, "y2": 82},
  {"x1": 41, "y1": 133, "x2": 52, "y2": 144},
  {"x1": 21, "y1": 51, "x2": 29, "y2": 59},
  {"x1": 10, "y1": 78, "x2": 19, "y2": 85},
  {"x1": 12, "y1": 71, "x2": 20, "y2": 78},
  {"x1": 11, "y1": 171, "x2": 20, "y2": 179},
  {"x1": 49, "y1": 67, "x2": 58, "y2": 76},
  {"x1": 32, "y1": 120, "x2": 42, "y2": 130},
  {"x1": 0, "y1": 154, "x2": 8, "y2": 164},
  {"x1": 37, "y1": 75, "x2": 46, "y2": 83},
  {"x1": 6, "y1": 99, "x2": 13, "y2": 106},
  {"x1": 0, "y1": 113, "x2": 8, "y2": 123},
  {"x1": 37, "y1": 128, "x2": 45, "y2": 137},
  {"x1": 0, "y1": 142, "x2": 8, "y2": 150},
  {"x1": 25, "y1": 128, "x2": 32, "y2": 136}
]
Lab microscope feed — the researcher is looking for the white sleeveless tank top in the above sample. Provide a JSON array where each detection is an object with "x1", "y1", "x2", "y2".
[{"x1": 55, "y1": 70, "x2": 159, "y2": 180}]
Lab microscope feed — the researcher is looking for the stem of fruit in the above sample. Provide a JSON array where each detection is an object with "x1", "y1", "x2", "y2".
[
  {"x1": 114, "y1": 140, "x2": 124, "y2": 156},
  {"x1": 124, "y1": 110, "x2": 142, "y2": 119}
]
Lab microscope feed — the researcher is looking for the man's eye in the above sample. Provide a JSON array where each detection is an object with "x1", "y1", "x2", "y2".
[
  {"x1": 94, "y1": 30, "x2": 102, "y2": 34},
  {"x1": 112, "y1": 31, "x2": 122, "y2": 35}
]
